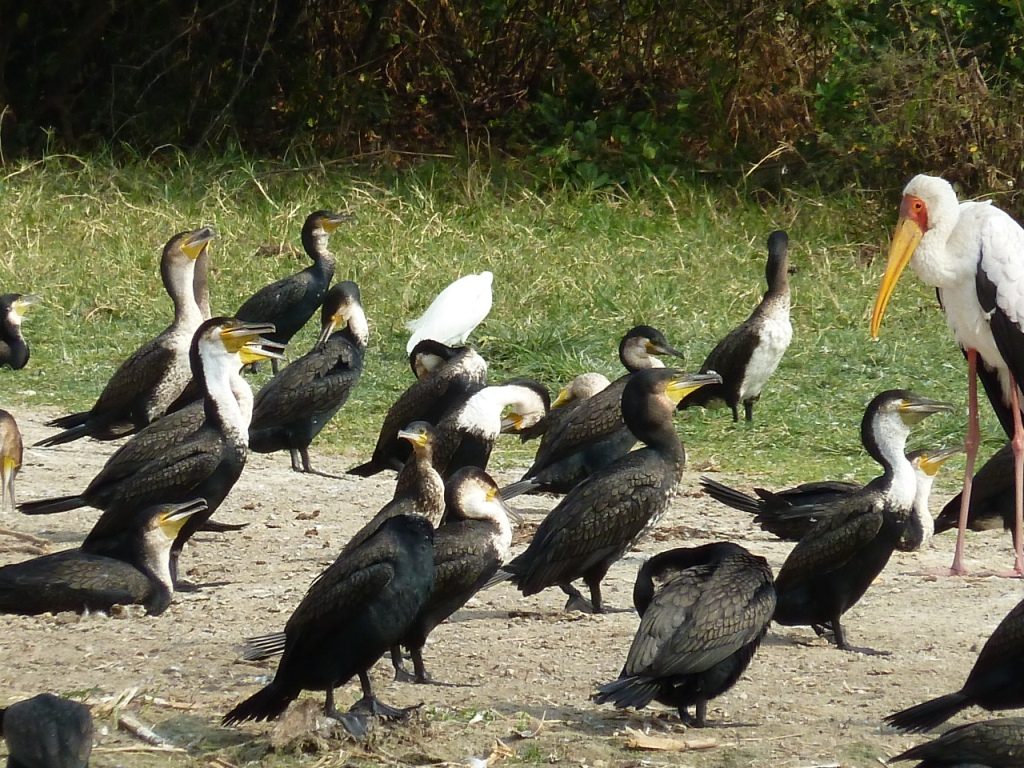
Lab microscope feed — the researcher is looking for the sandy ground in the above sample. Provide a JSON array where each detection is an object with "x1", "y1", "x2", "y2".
[{"x1": 1, "y1": 404, "x2": 1022, "y2": 768}]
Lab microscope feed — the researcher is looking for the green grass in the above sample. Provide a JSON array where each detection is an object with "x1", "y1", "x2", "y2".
[{"x1": 0, "y1": 153, "x2": 1000, "y2": 487}]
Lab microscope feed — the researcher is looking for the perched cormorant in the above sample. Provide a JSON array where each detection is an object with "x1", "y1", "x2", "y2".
[
  {"x1": 502, "y1": 325, "x2": 684, "y2": 500},
  {"x1": 935, "y1": 442, "x2": 1017, "y2": 548},
  {"x1": 0, "y1": 409, "x2": 22, "y2": 512},
  {"x1": 406, "y1": 271, "x2": 493, "y2": 354},
  {"x1": 0, "y1": 293, "x2": 38, "y2": 370},
  {"x1": 0, "y1": 499, "x2": 205, "y2": 616},
  {"x1": 392, "y1": 466, "x2": 513, "y2": 683},
  {"x1": 517, "y1": 372, "x2": 611, "y2": 443},
  {"x1": 38, "y1": 228, "x2": 214, "y2": 446},
  {"x1": 680, "y1": 230, "x2": 792, "y2": 422},
  {"x1": 392, "y1": 378, "x2": 548, "y2": 495},
  {"x1": 249, "y1": 281, "x2": 368, "y2": 475},
  {"x1": 0, "y1": 693, "x2": 93, "y2": 768},
  {"x1": 772, "y1": 390, "x2": 953, "y2": 650},
  {"x1": 886, "y1": 597, "x2": 1024, "y2": 732},
  {"x1": 20, "y1": 318, "x2": 281, "y2": 580},
  {"x1": 593, "y1": 542, "x2": 775, "y2": 727},
  {"x1": 700, "y1": 446, "x2": 959, "y2": 546},
  {"x1": 889, "y1": 716, "x2": 1024, "y2": 766},
  {"x1": 488, "y1": 368, "x2": 720, "y2": 613},
  {"x1": 235, "y1": 210, "x2": 352, "y2": 372},
  {"x1": 223, "y1": 514, "x2": 434, "y2": 737},
  {"x1": 348, "y1": 342, "x2": 488, "y2": 476}
]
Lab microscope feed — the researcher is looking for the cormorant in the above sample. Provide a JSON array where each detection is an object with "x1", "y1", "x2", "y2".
[
  {"x1": 700, "y1": 446, "x2": 959, "y2": 546},
  {"x1": 593, "y1": 542, "x2": 775, "y2": 727},
  {"x1": 20, "y1": 318, "x2": 282, "y2": 581},
  {"x1": 38, "y1": 228, "x2": 214, "y2": 446},
  {"x1": 406, "y1": 271, "x2": 493, "y2": 354},
  {"x1": 680, "y1": 230, "x2": 792, "y2": 422},
  {"x1": 223, "y1": 514, "x2": 435, "y2": 737},
  {"x1": 348, "y1": 342, "x2": 487, "y2": 477},
  {"x1": 0, "y1": 293, "x2": 38, "y2": 370},
  {"x1": 889, "y1": 716, "x2": 1024, "y2": 766},
  {"x1": 249, "y1": 281, "x2": 368, "y2": 475},
  {"x1": 517, "y1": 372, "x2": 611, "y2": 443},
  {"x1": 0, "y1": 499, "x2": 206, "y2": 616},
  {"x1": 886, "y1": 597, "x2": 1024, "y2": 732},
  {"x1": 235, "y1": 210, "x2": 352, "y2": 372},
  {"x1": 392, "y1": 466, "x2": 513, "y2": 683},
  {"x1": 502, "y1": 325, "x2": 684, "y2": 500},
  {"x1": 934, "y1": 442, "x2": 1017, "y2": 548},
  {"x1": 487, "y1": 368, "x2": 720, "y2": 613},
  {"x1": 0, "y1": 409, "x2": 22, "y2": 512},
  {"x1": 772, "y1": 390, "x2": 953, "y2": 650},
  {"x1": 0, "y1": 693, "x2": 93, "y2": 768}
]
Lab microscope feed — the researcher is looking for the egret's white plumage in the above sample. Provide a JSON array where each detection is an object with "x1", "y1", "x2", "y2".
[
  {"x1": 406, "y1": 271, "x2": 493, "y2": 354},
  {"x1": 871, "y1": 173, "x2": 1024, "y2": 574}
]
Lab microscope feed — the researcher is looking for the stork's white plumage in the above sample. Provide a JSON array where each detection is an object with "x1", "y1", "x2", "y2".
[
  {"x1": 406, "y1": 271, "x2": 493, "y2": 354},
  {"x1": 871, "y1": 173, "x2": 1024, "y2": 575}
]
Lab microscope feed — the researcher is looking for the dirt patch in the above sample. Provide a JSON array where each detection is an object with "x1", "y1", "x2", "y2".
[{"x1": 0, "y1": 406, "x2": 1017, "y2": 767}]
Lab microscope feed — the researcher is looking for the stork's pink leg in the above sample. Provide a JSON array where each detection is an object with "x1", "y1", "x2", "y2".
[
  {"x1": 951, "y1": 348, "x2": 980, "y2": 575},
  {"x1": 1008, "y1": 377, "x2": 1024, "y2": 576}
]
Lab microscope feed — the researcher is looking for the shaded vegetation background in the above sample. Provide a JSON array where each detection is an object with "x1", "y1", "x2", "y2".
[{"x1": 3, "y1": 0, "x2": 1024, "y2": 204}]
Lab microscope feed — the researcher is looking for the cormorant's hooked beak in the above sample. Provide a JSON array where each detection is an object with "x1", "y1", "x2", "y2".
[
  {"x1": 898, "y1": 395, "x2": 954, "y2": 425},
  {"x1": 12, "y1": 294, "x2": 40, "y2": 318},
  {"x1": 666, "y1": 371, "x2": 722, "y2": 406},
  {"x1": 221, "y1": 321, "x2": 285, "y2": 364},
  {"x1": 321, "y1": 212, "x2": 356, "y2": 233},
  {"x1": 182, "y1": 227, "x2": 218, "y2": 260},
  {"x1": 316, "y1": 310, "x2": 347, "y2": 346},
  {"x1": 487, "y1": 483, "x2": 523, "y2": 525},
  {"x1": 240, "y1": 339, "x2": 286, "y2": 366},
  {"x1": 871, "y1": 198, "x2": 924, "y2": 339},
  {"x1": 158, "y1": 498, "x2": 208, "y2": 539},
  {"x1": 918, "y1": 445, "x2": 962, "y2": 476},
  {"x1": 647, "y1": 339, "x2": 685, "y2": 359},
  {"x1": 397, "y1": 427, "x2": 430, "y2": 449},
  {"x1": 551, "y1": 385, "x2": 575, "y2": 409}
]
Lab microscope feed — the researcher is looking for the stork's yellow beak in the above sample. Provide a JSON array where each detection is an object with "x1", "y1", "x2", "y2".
[{"x1": 871, "y1": 216, "x2": 923, "y2": 339}]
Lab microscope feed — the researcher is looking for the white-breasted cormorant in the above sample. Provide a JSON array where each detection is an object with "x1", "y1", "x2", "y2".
[
  {"x1": 594, "y1": 542, "x2": 775, "y2": 727},
  {"x1": 249, "y1": 281, "x2": 368, "y2": 475},
  {"x1": 502, "y1": 325, "x2": 684, "y2": 500},
  {"x1": 681, "y1": 230, "x2": 792, "y2": 422},
  {"x1": 38, "y1": 228, "x2": 214, "y2": 446},
  {"x1": 488, "y1": 368, "x2": 720, "y2": 612},
  {"x1": 223, "y1": 513, "x2": 435, "y2": 737},
  {"x1": 235, "y1": 210, "x2": 352, "y2": 372},
  {"x1": 0, "y1": 693, "x2": 93, "y2": 768},
  {"x1": 0, "y1": 293, "x2": 38, "y2": 370},
  {"x1": 405, "y1": 271, "x2": 493, "y2": 354},
  {"x1": 772, "y1": 390, "x2": 953, "y2": 650},
  {"x1": 0, "y1": 499, "x2": 205, "y2": 616}
]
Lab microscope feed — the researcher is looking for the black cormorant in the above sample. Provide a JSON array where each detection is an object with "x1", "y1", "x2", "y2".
[
  {"x1": 935, "y1": 442, "x2": 1017, "y2": 549},
  {"x1": 249, "y1": 281, "x2": 368, "y2": 475},
  {"x1": 886, "y1": 597, "x2": 1024, "y2": 732},
  {"x1": 0, "y1": 499, "x2": 206, "y2": 616},
  {"x1": 0, "y1": 409, "x2": 22, "y2": 512},
  {"x1": 772, "y1": 390, "x2": 953, "y2": 650},
  {"x1": 20, "y1": 318, "x2": 281, "y2": 581},
  {"x1": 392, "y1": 466, "x2": 513, "y2": 683},
  {"x1": 0, "y1": 693, "x2": 93, "y2": 768},
  {"x1": 223, "y1": 514, "x2": 434, "y2": 737},
  {"x1": 488, "y1": 368, "x2": 720, "y2": 613},
  {"x1": 348, "y1": 342, "x2": 487, "y2": 476},
  {"x1": 593, "y1": 542, "x2": 775, "y2": 727},
  {"x1": 680, "y1": 230, "x2": 792, "y2": 422},
  {"x1": 235, "y1": 210, "x2": 352, "y2": 372},
  {"x1": 0, "y1": 293, "x2": 38, "y2": 370},
  {"x1": 38, "y1": 228, "x2": 214, "y2": 446},
  {"x1": 502, "y1": 325, "x2": 684, "y2": 500},
  {"x1": 889, "y1": 716, "x2": 1024, "y2": 766}
]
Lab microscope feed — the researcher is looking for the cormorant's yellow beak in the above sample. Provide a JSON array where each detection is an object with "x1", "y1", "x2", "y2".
[
  {"x1": 898, "y1": 395, "x2": 954, "y2": 425},
  {"x1": 316, "y1": 313, "x2": 343, "y2": 346},
  {"x1": 870, "y1": 214, "x2": 923, "y2": 339},
  {"x1": 918, "y1": 445, "x2": 962, "y2": 476},
  {"x1": 500, "y1": 412, "x2": 525, "y2": 433},
  {"x1": 239, "y1": 339, "x2": 286, "y2": 365},
  {"x1": 219, "y1": 320, "x2": 282, "y2": 360},
  {"x1": 12, "y1": 295, "x2": 40, "y2": 319},
  {"x1": 665, "y1": 371, "x2": 722, "y2": 406},
  {"x1": 320, "y1": 212, "x2": 355, "y2": 234},
  {"x1": 397, "y1": 427, "x2": 430, "y2": 448},
  {"x1": 182, "y1": 227, "x2": 217, "y2": 260},
  {"x1": 551, "y1": 385, "x2": 574, "y2": 409},
  {"x1": 158, "y1": 499, "x2": 208, "y2": 539}
]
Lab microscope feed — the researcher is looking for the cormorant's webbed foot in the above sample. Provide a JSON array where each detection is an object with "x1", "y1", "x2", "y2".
[{"x1": 349, "y1": 696, "x2": 420, "y2": 721}]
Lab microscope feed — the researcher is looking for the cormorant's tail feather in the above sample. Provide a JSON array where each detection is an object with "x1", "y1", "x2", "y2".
[
  {"x1": 222, "y1": 681, "x2": 298, "y2": 725},
  {"x1": 592, "y1": 675, "x2": 661, "y2": 709},
  {"x1": 699, "y1": 476, "x2": 760, "y2": 515},
  {"x1": 242, "y1": 632, "x2": 287, "y2": 661},
  {"x1": 500, "y1": 478, "x2": 539, "y2": 501},
  {"x1": 44, "y1": 412, "x2": 89, "y2": 430},
  {"x1": 347, "y1": 460, "x2": 383, "y2": 477},
  {"x1": 34, "y1": 424, "x2": 92, "y2": 448},
  {"x1": 482, "y1": 568, "x2": 514, "y2": 591},
  {"x1": 18, "y1": 495, "x2": 86, "y2": 515},
  {"x1": 884, "y1": 692, "x2": 969, "y2": 733}
]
